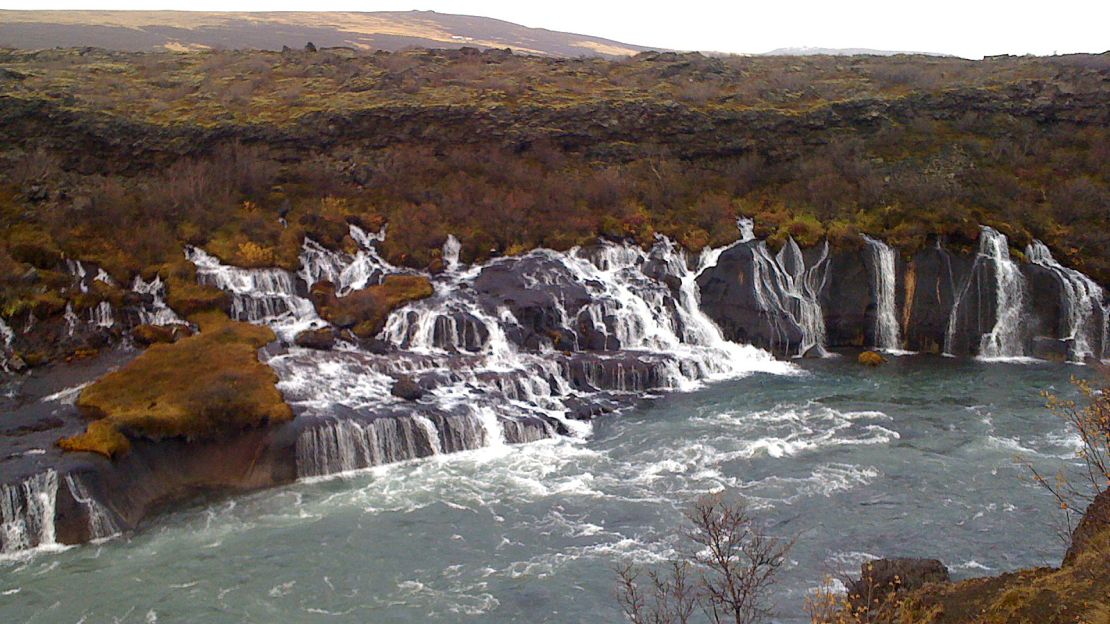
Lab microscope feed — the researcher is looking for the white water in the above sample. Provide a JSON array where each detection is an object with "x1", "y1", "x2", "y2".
[
  {"x1": 945, "y1": 227, "x2": 1030, "y2": 360},
  {"x1": 748, "y1": 238, "x2": 831, "y2": 357},
  {"x1": 298, "y1": 226, "x2": 398, "y2": 295},
  {"x1": 63, "y1": 304, "x2": 79, "y2": 337},
  {"x1": 1025, "y1": 240, "x2": 1107, "y2": 362},
  {"x1": 132, "y1": 275, "x2": 183, "y2": 326},
  {"x1": 443, "y1": 235, "x2": 462, "y2": 272},
  {"x1": 185, "y1": 246, "x2": 321, "y2": 340},
  {"x1": 0, "y1": 471, "x2": 58, "y2": 555},
  {"x1": 0, "y1": 318, "x2": 13, "y2": 371},
  {"x1": 863, "y1": 236, "x2": 904, "y2": 352},
  {"x1": 187, "y1": 229, "x2": 793, "y2": 479},
  {"x1": 63, "y1": 475, "x2": 120, "y2": 541},
  {"x1": 89, "y1": 301, "x2": 114, "y2": 328}
]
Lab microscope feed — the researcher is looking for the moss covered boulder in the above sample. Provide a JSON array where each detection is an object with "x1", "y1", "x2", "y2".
[
  {"x1": 310, "y1": 274, "x2": 433, "y2": 340},
  {"x1": 59, "y1": 313, "x2": 292, "y2": 458},
  {"x1": 859, "y1": 351, "x2": 887, "y2": 366}
]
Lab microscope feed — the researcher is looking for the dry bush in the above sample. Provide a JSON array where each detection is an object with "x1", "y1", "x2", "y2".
[
  {"x1": 616, "y1": 494, "x2": 794, "y2": 624},
  {"x1": 1026, "y1": 377, "x2": 1110, "y2": 540}
]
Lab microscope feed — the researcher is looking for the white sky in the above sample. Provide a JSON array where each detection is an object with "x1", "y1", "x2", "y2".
[{"x1": 5, "y1": 0, "x2": 1108, "y2": 58}]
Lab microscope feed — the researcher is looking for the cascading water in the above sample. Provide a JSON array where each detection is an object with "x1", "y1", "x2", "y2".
[
  {"x1": 89, "y1": 301, "x2": 114, "y2": 328},
  {"x1": 235, "y1": 230, "x2": 791, "y2": 479},
  {"x1": 1025, "y1": 240, "x2": 1107, "y2": 362},
  {"x1": 299, "y1": 226, "x2": 397, "y2": 295},
  {"x1": 63, "y1": 474, "x2": 120, "y2": 541},
  {"x1": 185, "y1": 246, "x2": 321, "y2": 339},
  {"x1": 745, "y1": 237, "x2": 831, "y2": 357},
  {"x1": 0, "y1": 471, "x2": 58, "y2": 554},
  {"x1": 0, "y1": 317, "x2": 13, "y2": 371},
  {"x1": 443, "y1": 235, "x2": 462, "y2": 272},
  {"x1": 945, "y1": 227, "x2": 1029, "y2": 359},
  {"x1": 132, "y1": 275, "x2": 183, "y2": 326},
  {"x1": 862, "y1": 236, "x2": 903, "y2": 352}
]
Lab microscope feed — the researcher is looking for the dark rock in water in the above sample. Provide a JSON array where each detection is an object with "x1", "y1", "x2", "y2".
[
  {"x1": 474, "y1": 254, "x2": 593, "y2": 351},
  {"x1": 903, "y1": 242, "x2": 969, "y2": 354},
  {"x1": 801, "y1": 344, "x2": 827, "y2": 359},
  {"x1": 696, "y1": 241, "x2": 804, "y2": 356},
  {"x1": 391, "y1": 376, "x2": 424, "y2": 401},
  {"x1": 850, "y1": 558, "x2": 950, "y2": 606},
  {"x1": 1031, "y1": 336, "x2": 1070, "y2": 362},
  {"x1": 294, "y1": 327, "x2": 336, "y2": 350},
  {"x1": 821, "y1": 249, "x2": 873, "y2": 348}
]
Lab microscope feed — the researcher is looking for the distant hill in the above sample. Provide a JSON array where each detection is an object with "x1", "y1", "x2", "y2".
[
  {"x1": 0, "y1": 10, "x2": 653, "y2": 58},
  {"x1": 763, "y1": 46, "x2": 950, "y2": 57}
]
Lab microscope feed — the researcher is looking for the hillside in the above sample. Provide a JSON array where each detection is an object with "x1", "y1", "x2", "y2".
[
  {"x1": 0, "y1": 46, "x2": 1107, "y2": 366},
  {"x1": 0, "y1": 10, "x2": 652, "y2": 57}
]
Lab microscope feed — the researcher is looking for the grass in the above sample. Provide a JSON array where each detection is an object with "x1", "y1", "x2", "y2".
[{"x1": 59, "y1": 312, "x2": 292, "y2": 457}]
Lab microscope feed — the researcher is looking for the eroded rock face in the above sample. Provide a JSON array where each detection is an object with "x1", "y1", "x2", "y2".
[
  {"x1": 1064, "y1": 488, "x2": 1110, "y2": 566},
  {"x1": 698, "y1": 235, "x2": 1107, "y2": 359},
  {"x1": 695, "y1": 241, "x2": 805, "y2": 356}
]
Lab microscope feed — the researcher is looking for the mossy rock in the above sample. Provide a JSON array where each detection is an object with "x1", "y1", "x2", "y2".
[
  {"x1": 311, "y1": 274, "x2": 433, "y2": 340},
  {"x1": 63, "y1": 314, "x2": 291, "y2": 457},
  {"x1": 7, "y1": 227, "x2": 62, "y2": 269},
  {"x1": 132, "y1": 323, "x2": 193, "y2": 345},
  {"x1": 165, "y1": 276, "x2": 230, "y2": 317},
  {"x1": 859, "y1": 351, "x2": 887, "y2": 366},
  {"x1": 57, "y1": 420, "x2": 131, "y2": 459}
]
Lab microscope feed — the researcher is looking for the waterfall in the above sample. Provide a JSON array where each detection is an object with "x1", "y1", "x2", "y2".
[
  {"x1": 443, "y1": 235, "x2": 462, "y2": 271},
  {"x1": 133, "y1": 275, "x2": 183, "y2": 326},
  {"x1": 89, "y1": 301, "x2": 114, "y2": 328},
  {"x1": 0, "y1": 471, "x2": 58, "y2": 554},
  {"x1": 298, "y1": 226, "x2": 395, "y2": 295},
  {"x1": 738, "y1": 218, "x2": 756, "y2": 243},
  {"x1": 0, "y1": 317, "x2": 13, "y2": 371},
  {"x1": 64, "y1": 474, "x2": 120, "y2": 541},
  {"x1": 66, "y1": 259, "x2": 88, "y2": 293},
  {"x1": 944, "y1": 227, "x2": 1029, "y2": 359},
  {"x1": 212, "y1": 227, "x2": 792, "y2": 481},
  {"x1": 1026, "y1": 240, "x2": 1107, "y2": 362},
  {"x1": 745, "y1": 238, "x2": 831, "y2": 357},
  {"x1": 185, "y1": 247, "x2": 320, "y2": 339},
  {"x1": 296, "y1": 414, "x2": 447, "y2": 478},
  {"x1": 64, "y1": 303, "x2": 79, "y2": 336},
  {"x1": 863, "y1": 236, "x2": 903, "y2": 352}
]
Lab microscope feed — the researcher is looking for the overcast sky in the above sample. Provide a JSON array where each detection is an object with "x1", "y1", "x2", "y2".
[{"x1": 8, "y1": 0, "x2": 1109, "y2": 58}]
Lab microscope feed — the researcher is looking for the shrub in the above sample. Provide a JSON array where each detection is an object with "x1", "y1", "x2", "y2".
[{"x1": 616, "y1": 494, "x2": 793, "y2": 624}]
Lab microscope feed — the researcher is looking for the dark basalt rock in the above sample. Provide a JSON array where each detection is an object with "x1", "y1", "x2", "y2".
[
  {"x1": 902, "y1": 243, "x2": 970, "y2": 354},
  {"x1": 821, "y1": 248, "x2": 880, "y2": 348},
  {"x1": 390, "y1": 376, "x2": 424, "y2": 401},
  {"x1": 474, "y1": 254, "x2": 594, "y2": 351},
  {"x1": 696, "y1": 241, "x2": 804, "y2": 356}
]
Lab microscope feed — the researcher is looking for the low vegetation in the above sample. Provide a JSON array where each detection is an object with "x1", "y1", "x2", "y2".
[
  {"x1": 60, "y1": 312, "x2": 292, "y2": 457},
  {"x1": 0, "y1": 48, "x2": 1105, "y2": 367}
]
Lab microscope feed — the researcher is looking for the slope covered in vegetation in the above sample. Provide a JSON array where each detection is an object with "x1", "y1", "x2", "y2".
[{"x1": 0, "y1": 47, "x2": 1106, "y2": 365}]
